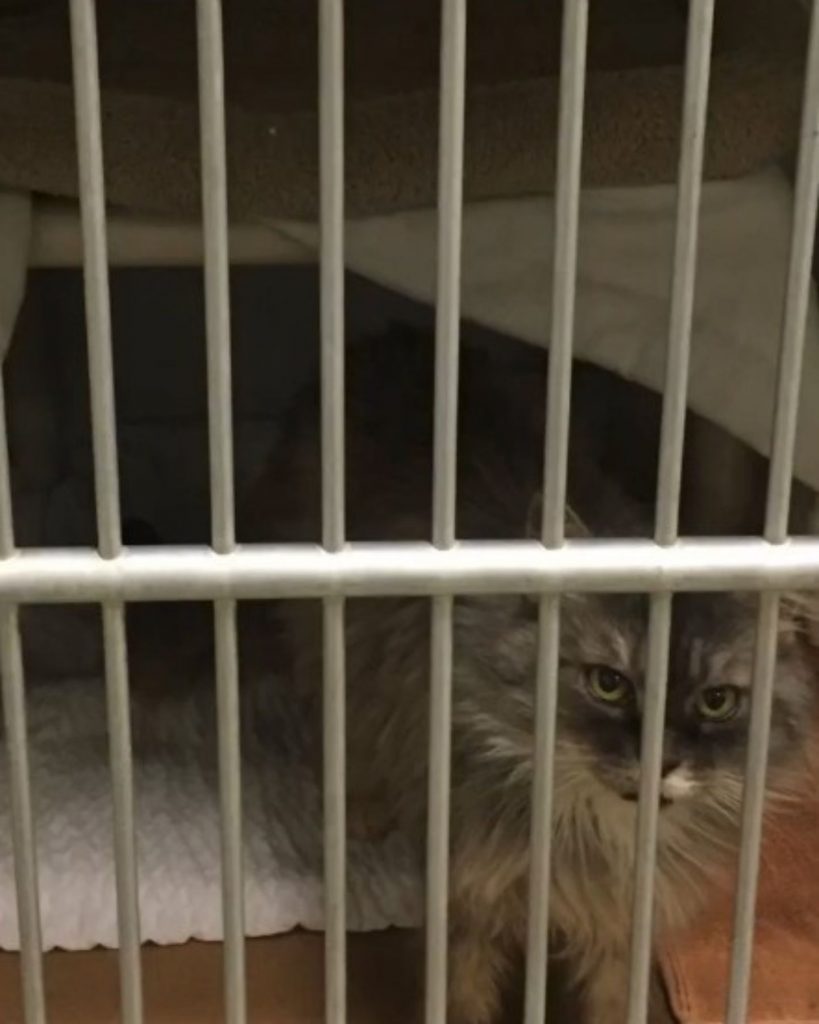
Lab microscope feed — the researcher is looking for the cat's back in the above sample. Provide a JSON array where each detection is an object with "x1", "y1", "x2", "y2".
[{"x1": 241, "y1": 324, "x2": 548, "y2": 544}]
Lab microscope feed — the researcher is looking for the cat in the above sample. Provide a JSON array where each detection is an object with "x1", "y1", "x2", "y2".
[{"x1": 236, "y1": 324, "x2": 819, "y2": 1024}]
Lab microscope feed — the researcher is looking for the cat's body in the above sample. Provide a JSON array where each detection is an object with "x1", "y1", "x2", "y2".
[
  {"x1": 122, "y1": 325, "x2": 818, "y2": 1022},
  {"x1": 237, "y1": 326, "x2": 818, "y2": 1024}
]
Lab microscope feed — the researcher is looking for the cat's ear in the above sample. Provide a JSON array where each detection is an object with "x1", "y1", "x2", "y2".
[
  {"x1": 779, "y1": 590, "x2": 819, "y2": 650},
  {"x1": 731, "y1": 590, "x2": 819, "y2": 650},
  {"x1": 566, "y1": 506, "x2": 592, "y2": 539},
  {"x1": 525, "y1": 492, "x2": 591, "y2": 540}
]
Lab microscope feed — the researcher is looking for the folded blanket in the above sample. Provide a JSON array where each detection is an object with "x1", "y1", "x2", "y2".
[
  {"x1": 279, "y1": 167, "x2": 819, "y2": 496},
  {"x1": 0, "y1": 676, "x2": 421, "y2": 951},
  {"x1": 0, "y1": 0, "x2": 807, "y2": 221},
  {"x1": 660, "y1": 737, "x2": 819, "y2": 1023}
]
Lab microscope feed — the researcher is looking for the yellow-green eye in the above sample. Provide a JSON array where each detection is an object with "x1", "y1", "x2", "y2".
[
  {"x1": 696, "y1": 685, "x2": 740, "y2": 722},
  {"x1": 586, "y1": 666, "x2": 632, "y2": 705}
]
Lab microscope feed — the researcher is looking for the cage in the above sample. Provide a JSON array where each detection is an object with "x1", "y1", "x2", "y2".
[{"x1": 1, "y1": 1, "x2": 819, "y2": 1023}]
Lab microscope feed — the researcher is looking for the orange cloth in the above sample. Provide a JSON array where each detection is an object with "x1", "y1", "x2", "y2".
[{"x1": 660, "y1": 759, "x2": 819, "y2": 1023}]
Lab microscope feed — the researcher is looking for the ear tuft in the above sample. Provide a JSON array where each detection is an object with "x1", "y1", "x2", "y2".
[
  {"x1": 780, "y1": 590, "x2": 819, "y2": 648},
  {"x1": 525, "y1": 491, "x2": 591, "y2": 540},
  {"x1": 566, "y1": 506, "x2": 592, "y2": 539}
]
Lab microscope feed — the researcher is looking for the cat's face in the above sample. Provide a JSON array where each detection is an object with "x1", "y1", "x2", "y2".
[
  {"x1": 453, "y1": 589, "x2": 817, "y2": 843},
  {"x1": 556, "y1": 592, "x2": 816, "y2": 824}
]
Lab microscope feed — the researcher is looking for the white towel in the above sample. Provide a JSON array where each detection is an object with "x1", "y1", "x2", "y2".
[
  {"x1": 277, "y1": 166, "x2": 819, "y2": 495},
  {"x1": 0, "y1": 676, "x2": 422, "y2": 950}
]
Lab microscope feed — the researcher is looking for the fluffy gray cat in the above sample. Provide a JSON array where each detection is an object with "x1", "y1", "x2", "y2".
[
  {"x1": 122, "y1": 325, "x2": 818, "y2": 1022},
  {"x1": 235, "y1": 325, "x2": 819, "y2": 1024}
]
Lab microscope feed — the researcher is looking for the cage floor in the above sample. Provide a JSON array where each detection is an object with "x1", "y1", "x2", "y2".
[
  {"x1": 0, "y1": 930, "x2": 679, "y2": 1023},
  {"x1": 0, "y1": 932, "x2": 416, "y2": 1023}
]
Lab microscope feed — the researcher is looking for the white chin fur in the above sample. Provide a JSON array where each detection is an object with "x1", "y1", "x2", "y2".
[{"x1": 661, "y1": 765, "x2": 698, "y2": 802}]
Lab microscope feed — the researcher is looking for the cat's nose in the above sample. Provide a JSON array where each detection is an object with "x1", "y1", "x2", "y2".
[{"x1": 661, "y1": 758, "x2": 681, "y2": 778}]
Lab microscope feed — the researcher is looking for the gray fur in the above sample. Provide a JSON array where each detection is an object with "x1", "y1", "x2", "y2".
[{"x1": 150, "y1": 325, "x2": 819, "y2": 1023}]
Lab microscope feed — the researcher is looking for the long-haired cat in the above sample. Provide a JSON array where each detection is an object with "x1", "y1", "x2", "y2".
[{"x1": 236, "y1": 325, "x2": 819, "y2": 1024}]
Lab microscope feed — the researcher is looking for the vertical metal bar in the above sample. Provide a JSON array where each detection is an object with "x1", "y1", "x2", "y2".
[
  {"x1": 69, "y1": 5, "x2": 142, "y2": 1022},
  {"x1": 628, "y1": 5, "x2": 714, "y2": 1022},
  {"x1": 524, "y1": 6, "x2": 588, "y2": 1023},
  {"x1": 195, "y1": 4, "x2": 246, "y2": 1022},
  {"x1": 323, "y1": 594, "x2": 347, "y2": 1024},
  {"x1": 431, "y1": 0, "x2": 466, "y2": 551},
  {"x1": 653, "y1": 0, "x2": 716, "y2": 548},
  {"x1": 319, "y1": 0, "x2": 346, "y2": 556},
  {"x1": 726, "y1": 3, "x2": 819, "y2": 1020},
  {"x1": 762, "y1": 2, "x2": 819, "y2": 546},
  {"x1": 725, "y1": 592, "x2": 781, "y2": 1024},
  {"x1": 626, "y1": 591, "x2": 673, "y2": 1024},
  {"x1": 0, "y1": 608, "x2": 46, "y2": 1024},
  {"x1": 100, "y1": 603, "x2": 142, "y2": 1023},
  {"x1": 318, "y1": 0, "x2": 347, "y2": 1020},
  {"x1": 213, "y1": 597, "x2": 245, "y2": 1024},
  {"x1": 197, "y1": 0, "x2": 235, "y2": 555},
  {"x1": 425, "y1": 3, "x2": 466, "y2": 1023},
  {"x1": 69, "y1": 0, "x2": 121, "y2": 560},
  {"x1": 540, "y1": 0, "x2": 589, "y2": 549},
  {"x1": 0, "y1": 384, "x2": 46, "y2": 1023},
  {"x1": 522, "y1": 594, "x2": 560, "y2": 1024},
  {"x1": 424, "y1": 591, "x2": 454, "y2": 1024}
]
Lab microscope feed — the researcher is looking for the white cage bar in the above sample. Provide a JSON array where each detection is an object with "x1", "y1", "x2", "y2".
[
  {"x1": 318, "y1": 0, "x2": 348, "y2": 1020},
  {"x1": 195, "y1": 2, "x2": 247, "y2": 1021},
  {"x1": 0, "y1": 368, "x2": 46, "y2": 1024},
  {"x1": 0, "y1": 607, "x2": 45, "y2": 1024},
  {"x1": 1, "y1": 0, "x2": 818, "y2": 1022},
  {"x1": 628, "y1": 4, "x2": 715, "y2": 1022},
  {"x1": 726, "y1": 1, "x2": 819, "y2": 1020},
  {"x1": 69, "y1": 0, "x2": 122, "y2": 560},
  {"x1": 69, "y1": 4, "x2": 143, "y2": 1024},
  {"x1": 524, "y1": 2, "x2": 588, "y2": 1022},
  {"x1": 425, "y1": 2, "x2": 467, "y2": 1022},
  {"x1": 0, "y1": 539, "x2": 818, "y2": 602}
]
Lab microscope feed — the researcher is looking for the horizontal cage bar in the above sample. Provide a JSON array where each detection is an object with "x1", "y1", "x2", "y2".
[{"x1": 0, "y1": 539, "x2": 817, "y2": 603}]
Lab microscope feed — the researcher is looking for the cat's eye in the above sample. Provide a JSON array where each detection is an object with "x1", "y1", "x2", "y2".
[
  {"x1": 586, "y1": 665, "x2": 632, "y2": 705},
  {"x1": 695, "y1": 685, "x2": 740, "y2": 722}
]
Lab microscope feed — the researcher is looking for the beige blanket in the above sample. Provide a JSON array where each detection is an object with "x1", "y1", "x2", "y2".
[{"x1": 0, "y1": 0, "x2": 808, "y2": 221}]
